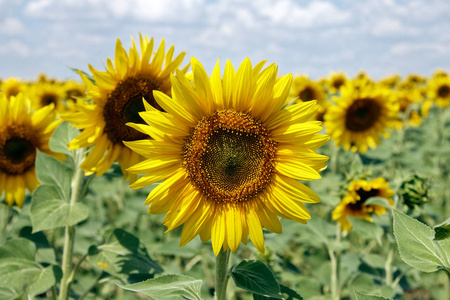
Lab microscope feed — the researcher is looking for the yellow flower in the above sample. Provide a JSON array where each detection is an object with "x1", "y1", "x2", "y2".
[
  {"x1": 427, "y1": 76, "x2": 450, "y2": 108},
  {"x1": 125, "y1": 58, "x2": 329, "y2": 255},
  {"x1": 392, "y1": 89, "x2": 423, "y2": 129},
  {"x1": 62, "y1": 80, "x2": 86, "y2": 101},
  {"x1": 378, "y1": 74, "x2": 401, "y2": 89},
  {"x1": 1, "y1": 77, "x2": 26, "y2": 99},
  {"x1": 64, "y1": 34, "x2": 188, "y2": 182},
  {"x1": 290, "y1": 75, "x2": 326, "y2": 105},
  {"x1": 332, "y1": 178, "x2": 394, "y2": 232},
  {"x1": 327, "y1": 72, "x2": 348, "y2": 94},
  {"x1": 29, "y1": 81, "x2": 67, "y2": 114},
  {"x1": 0, "y1": 94, "x2": 64, "y2": 207},
  {"x1": 324, "y1": 83, "x2": 398, "y2": 153}
]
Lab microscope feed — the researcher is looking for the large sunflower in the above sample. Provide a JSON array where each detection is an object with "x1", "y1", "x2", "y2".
[
  {"x1": 64, "y1": 34, "x2": 188, "y2": 182},
  {"x1": 332, "y1": 178, "x2": 394, "y2": 232},
  {"x1": 0, "y1": 94, "x2": 64, "y2": 207},
  {"x1": 324, "y1": 83, "x2": 398, "y2": 153},
  {"x1": 124, "y1": 58, "x2": 329, "y2": 255}
]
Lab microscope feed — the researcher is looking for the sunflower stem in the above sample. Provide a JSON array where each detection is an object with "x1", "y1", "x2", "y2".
[
  {"x1": 59, "y1": 149, "x2": 86, "y2": 300},
  {"x1": 330, "y1": 143, "x2": 340, "y2": 175},
  {"x1": 215, "y1": 248, "x2": 231, "y2": 300},
  {"x1": 385, "y1": 247, "x2": 395, "y2": 286},
  {"x1": 329, "y1": 226, "x2": 341, "y2": 300}
]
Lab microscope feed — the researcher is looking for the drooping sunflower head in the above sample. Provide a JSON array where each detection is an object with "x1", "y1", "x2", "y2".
[
  {"x1": 324, "y1": 83, "x2": 398, "y2": 153},
  {"x1": 0, "y1": 93, "x2": 64, "y2": 207},
  {"x1": 30, "y1": 81, "x2": 67, "y2": 114},
  {"x1": 332, "y1": 178, "x2": 394, "y2": 232},
  {"x1": 427, "y1": 76, "x2": 450, "y2": 108},
  {"x1": 1, "y1": 77, "x2": 26, "y2": 99},
  {"x1": 64, "y1": 34, "x2": 189, "y2": 182},
  {"x1": 125, "y1": 57, "x2": 329, "y2": 255},
  {"x1": 328, "y1": 72, "x2": 348, "y2": 94},
  {"x1": 290, "y1": 75, "x2": 326, "y2": 105}
]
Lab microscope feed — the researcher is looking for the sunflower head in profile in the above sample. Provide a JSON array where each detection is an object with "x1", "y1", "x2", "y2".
[
  {"x1": 427, "y1": 76, "x2": 450, "y2": 108},
  {"x1": 124, "y1": 57, "x2": 329, "y2": 255},
  {"x1": 0, "y1": 93, "x2": 64, "y2": 207},
  {"x1": 64, "y1": 34, "x2": 189, "y2": 183},
  {"x1": 332, "y1": 178, "x2": 394, "y2": 232},
  {"x1": 324, "y1": 83, "x2": 398, "y2": 153},
  {"x1": 327, "y1": 72, "x2": 348, "y2": 94},
  {"x1": 290, "y1": 75, "x2": 326, "y2": 105},
  {"x1": 30, "y1": 81, "x2": 67, "y2": 114},
  {"x1": 392, "y1": 89, "x2": 423, "y2": 129},
  {"x1": 1, "y1": 77, "x2": 26, "y2": 99}
]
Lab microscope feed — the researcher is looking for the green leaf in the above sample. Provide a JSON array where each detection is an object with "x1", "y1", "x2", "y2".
[
  {"x1": 230, "y1": 260, "x2": 282, "y2": 298},
  {"x1": 118, "y1": 274, "x2": 202, "y2": 300},
  {"x1": 393, "y1": 209, "x2": 449, "y2": 272},
  {"x1": 349, "y1": 217, "x2": 384, "y2": 243},
  {"x1": 31, "y1": 185, "x2": 89, "y2": 232},
  {"x1": 35, "y1": 151, "x2": 73, "y2": 202},
  {"x1": 0, "y1": 238, "x2": 60, "y2": 296},
  {"x1": 89, "y1": 229, "x2": 163, "y2": 280},
  {"x1": 354, "y1": 289, "x2": 391, "y2": 300},
  {"x1": 365, "y1": 197, "x2": 392, "y2": 208},
  {"x1": 49, "y1": 121, "x2": 80, "y2": 158},
  {"x1": 69, "y1": 67, "x2": 96, "y2": 85},
  {"x1": 253, "y1": 285, "x2": 304, "y2": 300},
  {"x1": 434, "y1": 218, "x2": 450, "y2": 241}
]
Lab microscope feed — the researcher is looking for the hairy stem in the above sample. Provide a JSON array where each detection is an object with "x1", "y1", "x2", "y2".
[{"x1": 215, "y1": 249, "x2": 231, "y2": 300}]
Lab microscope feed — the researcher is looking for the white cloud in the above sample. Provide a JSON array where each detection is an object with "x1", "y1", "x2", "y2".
[
  {"x1": 0, "y1": 18, "x2": 26, "y2": 35},
  {"x1": 0, "y1": 40, "x2": 30, "y2": 56},
  {"x1": 390, "y1": 42, "x2": 449, "y2": 56}
]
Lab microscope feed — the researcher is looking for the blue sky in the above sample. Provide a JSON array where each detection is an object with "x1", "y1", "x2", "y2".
[{"x1": 1, "y1": 0, "x2": 449, "y2": 81}]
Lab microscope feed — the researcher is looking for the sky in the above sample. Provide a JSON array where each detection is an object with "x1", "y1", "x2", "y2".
[{"x1": 1, "y1": 0, "x2": 449, "y2": 81}]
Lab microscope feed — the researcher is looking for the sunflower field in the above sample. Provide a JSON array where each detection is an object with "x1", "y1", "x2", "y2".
[{"x1": 0, "y1": 34, "x2": 449, "y2": 300}]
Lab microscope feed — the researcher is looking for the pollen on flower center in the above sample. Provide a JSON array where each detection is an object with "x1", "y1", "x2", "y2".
[
  {"x1": 103, "y1": 75, "x2": 163, "y2": 144},
  {"x1": 345, "y1": 98, "x2": 381, "y2": 132},
  {"x1": 183, "y1": 109, "x2": 277, "y2": 203},
  {"x1": 0, "y1": 126, "x2": 38, "y2": 175}
]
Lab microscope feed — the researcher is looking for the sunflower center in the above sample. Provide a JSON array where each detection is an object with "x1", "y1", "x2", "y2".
[
  {"x1": 348, "y1": 188, "x2": 379, "y2": 211},
  {"x1": 345, "y1": 98, "x2": 381, "y2": 132},
  {"x1": 183, "y1": 109, "x2": 277, "y2": 203},
  {"x1": 103, "y1": 75, "x2": 163, "y2": 144},
  {"x1": 0, "y1": 126, "x2": 38, "y2": 175},
  {"x1": 299, "y1": 87, "x2": 314, "y2": 102},
  {"x1": 41, "y1": 93, "x2": 58, "y2": 106},
  {"x1": 437, "y1": 85, "x2": 450, "y2": 98},
  {"x1": 332, "y1": 79, "x2": 344, "y2": 90}
]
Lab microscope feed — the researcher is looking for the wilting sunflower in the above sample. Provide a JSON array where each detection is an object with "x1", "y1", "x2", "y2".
[
  {"x1": 64, "y1": 34, "x2": 188, "y2": 182},
  {"x1": 0, "y1": 93, "x2": 64, "y2": 207},
  {"x1": 30, "y1": 81, "x2": 67, "y2": 114},
  {"x1": 1, "y1": 77, "x2": 26, "y2": 99},
  {"x1": 324, "y1": 83, "x2": 398, "y2": 153},
  {"x1": 290, "y1": 75, "x2": 326, "y2": 105},
  {"x1": 124, "y1": 58, "x2": 329, "y2": 255},
  {"x1": 332, "y1": 178, "x2": 394, "y2": 232},
  {"x1": 427, "y1": 76, "x2": 450, "y2": 108},
  {"x1": 327, "y1": 72, "x2": 348, "y2": 94}
]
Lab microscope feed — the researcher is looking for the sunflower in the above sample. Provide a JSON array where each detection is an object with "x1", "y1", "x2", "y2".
[
  {"x1": 324, "y1": 83, "x2": 398, "y2": 153},
  {"x1": 1, "y1": 77, "x2": 26, "y2": 99},
  {"x1": 332, "y1": 178, "x2": 394, "y2": 232},
  {"x1": 64, "y1": 34, "x2": 188, "y2": 182},
  {"x1": 378, "y1": 74, "x2": 401, "y2": 89},
  {"x1": 392, "y1": 89, "x2": 423, "y2": 129},
  {"x1": 124, "y1": 58, "x2": 329, "y2": 255},
  {"x1": 290, "y1": 75, "x2": 326, "y2": 105},
  {"x1": 0, "y1": 93, "x2": 64, "y2": 207},
  {"x1": 327, "y1": 72, "x2": 348, "y2": 94},
  {"x1": 427, "y1": 76, "x2": 450, "y2": 108},
  {"x1": 62, "y1": 80, "x2": 86, "y2": 101},
  {"x1": 30, "y1": 81, "x2": 67, "y2": 114}
]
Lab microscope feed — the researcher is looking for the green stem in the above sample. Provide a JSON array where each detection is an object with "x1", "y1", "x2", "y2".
[
  {"x1": 59, "y1": 150, "x2": 86, "y2": 300},
  {"x1": 330, "y1": 144, "x2": 340, "y2": 175},
  {"x1": 215, "y1": 249, "x2": 231, "y2": 300},
  {"x1": 385, "y1": 247, "x2": 395, "y2": 286},
  {"x1": 329, "y1": 227, "x2": 341, "y2": 300}
]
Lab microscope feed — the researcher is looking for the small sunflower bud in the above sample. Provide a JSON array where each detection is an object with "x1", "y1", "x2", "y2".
[{"x1": 399, "y1": 174, "x2": 430, "y2": 209}]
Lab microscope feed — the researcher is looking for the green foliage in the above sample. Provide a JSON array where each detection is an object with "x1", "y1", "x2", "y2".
[
  {"x1": 393, "y1": 209, "x2": 450, "y2": 273},
  {"x1": 230, "y1": 260, "x2": 283, "y2": 298},
  {"x1": 0, "y1": 238, "x2": 62, "y2": 298},
  {"x1": 354, "y1": 289, "x2": 391, "y2": 300},
  {"x1": 434, "y1": 218, "x2": 450, "y2": 241},
  {"x1": 49, "y1": 121, "x2": 81, "y2": 161},
  {"x1": 117, "y1": 274, "x2": 203, "y2": 300}
]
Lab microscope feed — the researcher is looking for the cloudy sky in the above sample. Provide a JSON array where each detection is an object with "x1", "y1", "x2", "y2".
[{"x1": 1, "y1": 0, "x2": 449, "y2": 81}]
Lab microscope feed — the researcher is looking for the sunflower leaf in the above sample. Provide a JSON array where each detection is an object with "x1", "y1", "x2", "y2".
[
  {"x1": 117, "y1": 274, "x2": 202, "y2": 300},
  {"x1": 49, "y1": 121, "x2": 80, "y2": 161},
  {"x1": 434, "y1": 218, "x2": 450, "y2": 241},
  {"x1": 230, "y1": 260, "x2": 282, "y2": 298},
  {"x1": 393, "y1": 209, "x2": 449, "y2": 272},
  {"x1": 365, "y1": 197, "x2": 392, "y2": 208},
  {"x1": 30, "y1": 185, "x2": 89, "y2": 232},
  {"x1": 354, "y1": 288, "x2": 392, "y2": 300}
]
